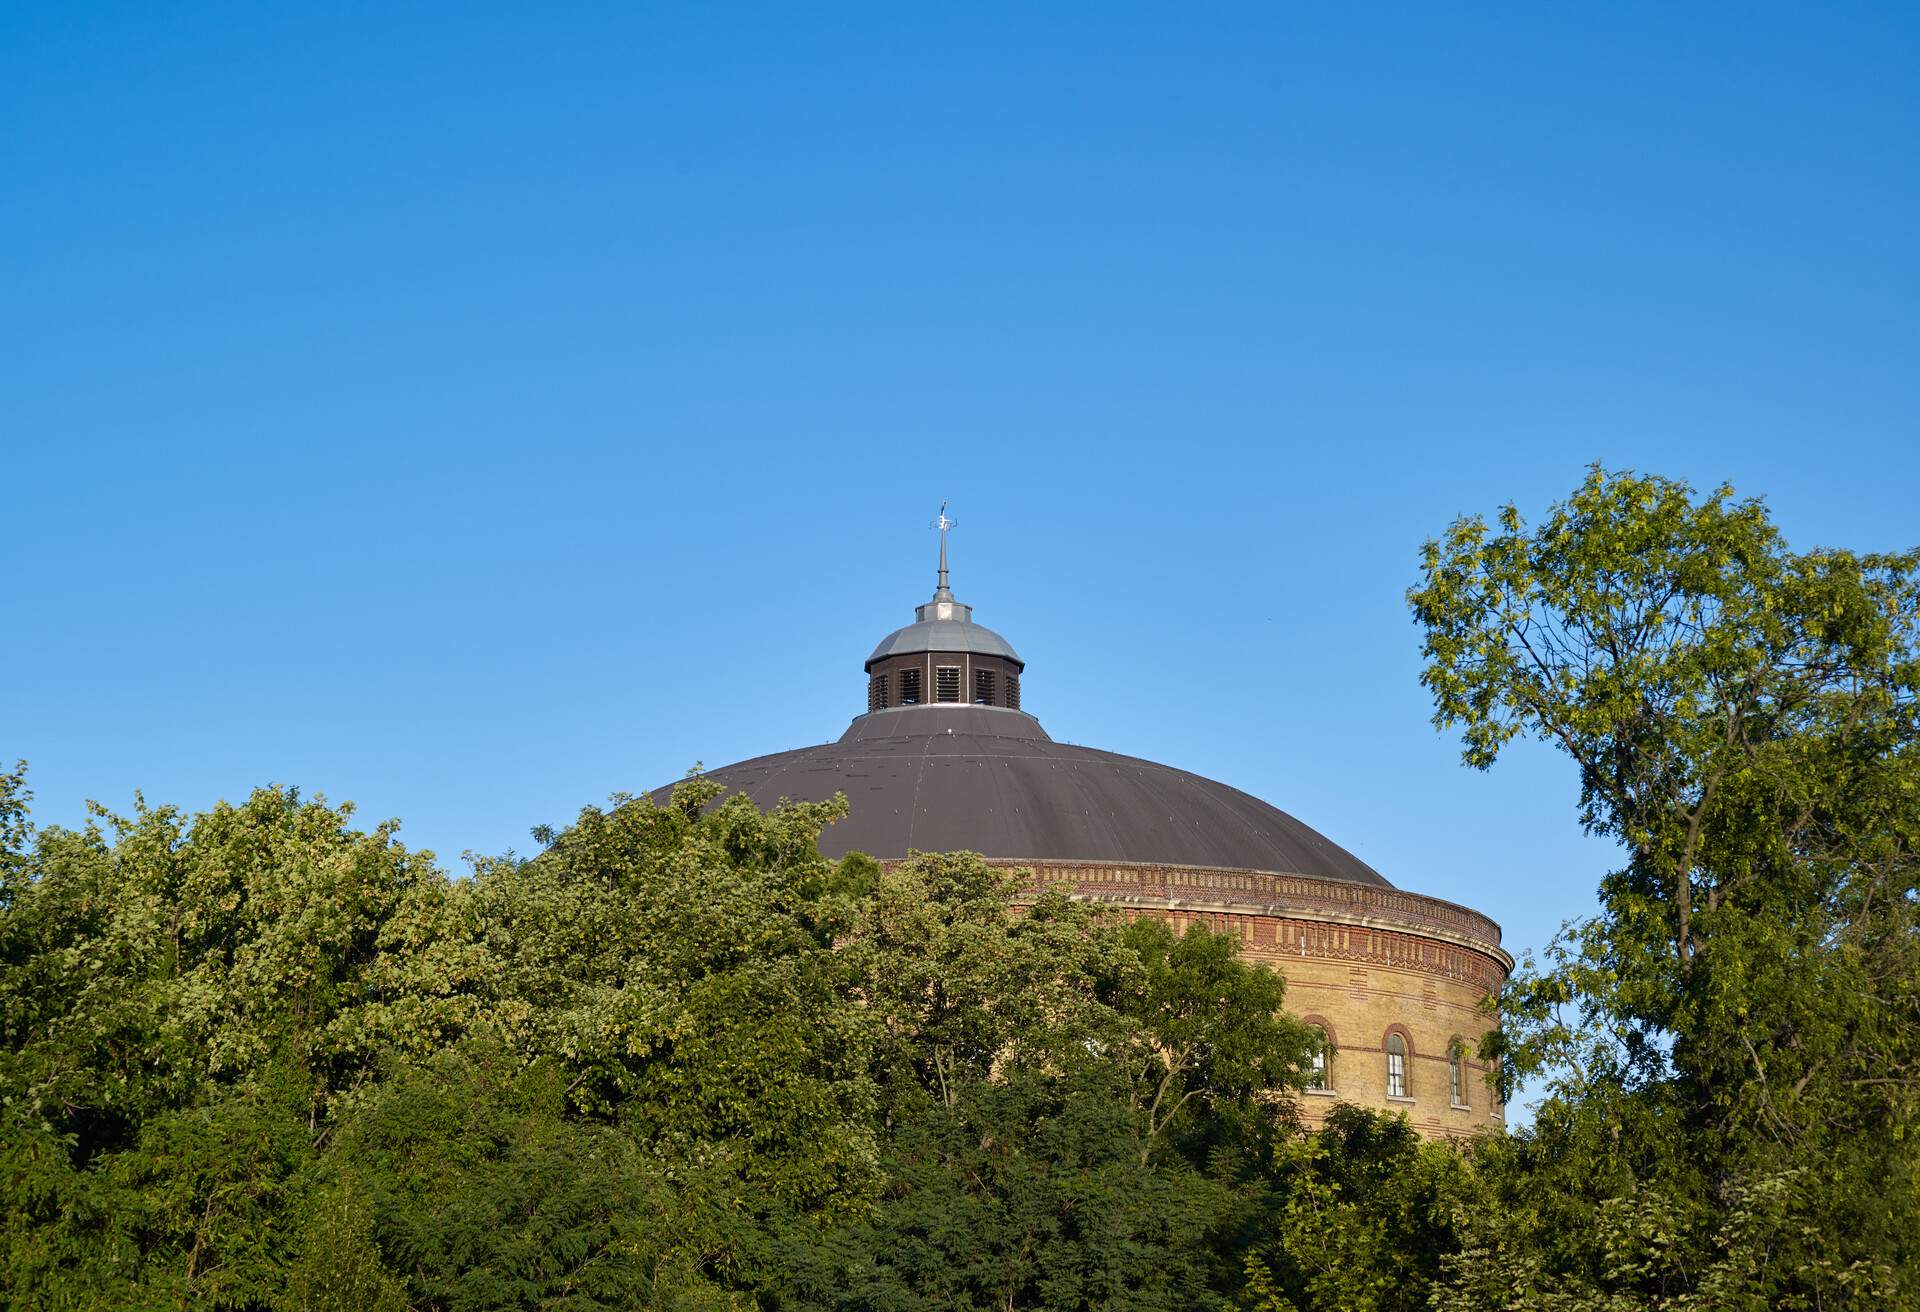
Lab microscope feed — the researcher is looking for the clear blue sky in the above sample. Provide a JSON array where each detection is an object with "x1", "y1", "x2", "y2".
[{"x1": 5, "y1": 3, "x2": 1916, "y2": 1087}]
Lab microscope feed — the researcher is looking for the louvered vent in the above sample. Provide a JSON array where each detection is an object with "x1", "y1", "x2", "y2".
[
  {"x1": 868, "y1": 674, "x2": 889, "y2": 711},
  {"x1": 899, "y1": 669, "x2": 922, "y2": 705},
  {"x1": 974, "y1": 669, "x2": 996, "y2": 705},
  {"x1": 1006, "y1": 674, "x2": 1020, "y2": 710},
  {"x1": 935, "y1": 666, "x2": 961, "y2": 703}
]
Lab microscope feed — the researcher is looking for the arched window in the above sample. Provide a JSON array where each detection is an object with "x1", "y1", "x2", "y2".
[
  {"x1": 1385, "y1": 1031, "x2": 1408, "y2": 1099},
  {"x1": 1449, "y1": 1038, "x2": 1468, "y2": 1107},
  {"x1": 1306, "y1": 1026, "x2": 1331, "y2": 1091}
]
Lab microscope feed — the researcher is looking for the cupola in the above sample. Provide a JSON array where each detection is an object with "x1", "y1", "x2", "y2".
[{"x1": 862, "y1": 506, "x2": 1025, "y2": 713}]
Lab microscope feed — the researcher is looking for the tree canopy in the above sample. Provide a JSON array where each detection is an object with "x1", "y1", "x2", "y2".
[
  {"x1": 1410, "y1": 466, "x2": 1920, "y2": 1308},
  {"x1": 0, "y1": 770, "x2": 1319, "y2": 1308}
]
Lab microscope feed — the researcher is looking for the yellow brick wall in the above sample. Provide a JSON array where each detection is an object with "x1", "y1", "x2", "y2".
[{"x1": 1247, "y1": 944, "x2": 1505, "y2": 1138}]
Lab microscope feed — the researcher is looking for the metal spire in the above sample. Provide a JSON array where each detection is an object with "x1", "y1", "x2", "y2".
[
  {"x1": 913, "y1": 502, "x2": 972, "y2": 623},
  {"x1": 933, "y1": 501, "x2": 957, "y2": 599}
]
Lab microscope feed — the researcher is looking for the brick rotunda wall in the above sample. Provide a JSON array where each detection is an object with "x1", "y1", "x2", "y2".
[{"x1": 1005, "y1": 859, "x2": 1512, "y2": 1139}]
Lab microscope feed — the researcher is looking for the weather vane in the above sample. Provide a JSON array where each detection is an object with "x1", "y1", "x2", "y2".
[{"x1": 933, "y1": 501, "x2": 956, "y2": 594}]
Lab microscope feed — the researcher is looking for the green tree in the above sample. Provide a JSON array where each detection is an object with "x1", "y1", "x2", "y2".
[
  {"x1": 1239, "y1": 1104, "x2": 1473, "y2": 1312},
  {"x1": 1409, "y1": 466, "x2": 1920, "y2": 1307},
  {"x1": 783, "y1": 1068, "x2": 1228, "y2": 1312},
  {"x1": 0, "y1": 773, "x2": 885, "y2": 1307},
  {"x1": 1111, "y1": 916, "x2": 1310, "y2": 1161},
  {"x1": 841, "y1": 852, "x2": 1135, "y2": 1116},
  {"x1": 783, "y1": 852, "x2": 1316, "y2": 1310},
  {"x1": 336, "y1": 779, "x2": 885, "y2": 1299},
  {"x1": 0, "y1": 782, "x2": 436, "y2": 1305},
  {"x1": 312, "y1": 1046, "x2": 683, "y2": 1311}
]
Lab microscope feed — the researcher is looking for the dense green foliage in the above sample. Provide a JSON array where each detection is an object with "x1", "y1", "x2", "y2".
[
  {"x1": 4, "y1": 467, "x2": 1914, "y2": 1308},
  {"x1": 0, "y1": 772, "x2": 1320, "y2": 1308},
  {"x1": 1411, "y1": 467, "x2": 1920, "y2": 1308}
]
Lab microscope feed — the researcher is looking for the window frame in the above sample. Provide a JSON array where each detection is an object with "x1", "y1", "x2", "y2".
[
  {"x1": 1385, "y1": 1029, "x2": 1410, "y2": 1100},
  {"x1": 1301, "y1": 1016, "x2": 1336, "y2": 1096}
]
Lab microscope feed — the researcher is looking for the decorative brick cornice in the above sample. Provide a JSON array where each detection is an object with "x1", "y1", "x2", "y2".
[
  {"x1": 1165, "y1": 909, "x2": 1507, "y2": 995},
  {"x1": 981, "y1": 857, "x2": 1512, "y2": 983}
]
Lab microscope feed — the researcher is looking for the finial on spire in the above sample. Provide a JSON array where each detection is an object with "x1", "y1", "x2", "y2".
[
  {"x1": 933, "y1": 501, "x2": 957, "y2": 598},
  {"x1": 912, "y1": 501, "x2": 974, "y2": 624}
]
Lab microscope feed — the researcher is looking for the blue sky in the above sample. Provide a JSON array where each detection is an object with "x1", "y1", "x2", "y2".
[{"x1": 5, "y1": 3, "x2": 1917, "y2": 1105}]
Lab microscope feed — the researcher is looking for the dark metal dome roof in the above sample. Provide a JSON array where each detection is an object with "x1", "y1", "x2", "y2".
[
  {"x1": 866, "y1": 618, "x2": 1023, "y2": 668},
  {"x1": 657, "y1": 512, "x2": 1389, "y2": 889},
  {"x1": 664, "y1": 704, "x2": 1391, "y2": 888}
]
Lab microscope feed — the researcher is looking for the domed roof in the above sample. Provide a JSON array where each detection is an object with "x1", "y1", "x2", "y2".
[
  {"x1": 656, "y1": 509, "x2": 1390, "y2": 890},
  {"x1": 666, "y1": 704, "x2": 1391, "y2": 888},
  {"x1": 866, "y1": 618, "x2": 1022, "y2": 667}
]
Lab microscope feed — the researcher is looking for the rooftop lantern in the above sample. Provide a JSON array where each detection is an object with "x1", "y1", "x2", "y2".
[{"x1": 863, "y1": 503, "x2": 1025, "y2": 713}]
